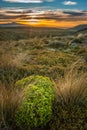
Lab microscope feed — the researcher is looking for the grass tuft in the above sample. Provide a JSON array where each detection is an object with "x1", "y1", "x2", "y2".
[
  {"x1": 55, "y1": 61, "x2": 87, "y2": 106},
  {"x1": 0, "y1": 82, "x2": 24, "y2": 130}
]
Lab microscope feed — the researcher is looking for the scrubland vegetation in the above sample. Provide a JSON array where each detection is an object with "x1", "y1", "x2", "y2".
[{"x1": 0, "y1": 27, "x2": 87, "y2": 130}]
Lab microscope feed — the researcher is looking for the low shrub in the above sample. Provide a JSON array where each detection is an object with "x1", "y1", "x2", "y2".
[
  {"x1": 50, "y1": 103, "x2": 87, "y2": 130},
  {"x1": 15, "y1": 75, "x2": 55, "y2": 130}
]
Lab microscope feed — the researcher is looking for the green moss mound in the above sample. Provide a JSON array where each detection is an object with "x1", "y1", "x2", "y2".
[{"x1": 15, "y1": 75, "x2": 54, "y2": 130}]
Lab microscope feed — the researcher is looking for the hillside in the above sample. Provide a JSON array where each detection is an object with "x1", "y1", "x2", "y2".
[
  {"x1": 0, "y1": 26, "x2": 87, "y2": 130},
  {"x1": 0, "y1": 22, "x2": 26, "y2": 27},
  {"x1": 70, "y1": 24, "x2": 87, "y2": 31},
  {"x1": 0, "y1": 26, "x2": 66, "y2": 41}
]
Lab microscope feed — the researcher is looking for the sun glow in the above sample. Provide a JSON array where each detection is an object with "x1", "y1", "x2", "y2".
[{"x1": 16, "y1": 19, "x2": 87, "y2": 28}]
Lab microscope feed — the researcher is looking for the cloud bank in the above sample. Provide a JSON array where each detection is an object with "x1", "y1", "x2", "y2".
[
  {"x1": 3, "y1": 0, "x2": 42, "y2": 3},
  {"x1": 3, "y1": 0, "x2": 54, "y2": 3},
  {"x1": 0, "y1": 8, "x2": 87, "y2": 28},
  {"x1": 63, "y1": 1, "x2": 77, "y2": 5}
]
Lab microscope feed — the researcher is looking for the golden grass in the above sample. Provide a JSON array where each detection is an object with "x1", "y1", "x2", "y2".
[
  {"x1": 0, "y1": 82, "x2": 24, "y2": 129},
  {"x1": 55, "y1": 61, "x2": 87, "y2": 106}
]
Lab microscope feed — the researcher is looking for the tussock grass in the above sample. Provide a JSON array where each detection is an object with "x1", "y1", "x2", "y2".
[
  {"x1": 50, "y1": 61, "x2": 87, "y2": 130},
  {"x1": 55, "y1": 61, "x2": 87, "y2": 106},
  {"x1": 0, "y1": 82, "x2": 24, "y2": 130}
]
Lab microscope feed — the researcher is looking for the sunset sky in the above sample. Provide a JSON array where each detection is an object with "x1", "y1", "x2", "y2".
[{"x1": 0, "y1": 0, "x2": 87, "y2": 28}]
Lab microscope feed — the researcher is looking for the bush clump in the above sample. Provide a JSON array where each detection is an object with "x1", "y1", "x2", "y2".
[
  {"x1": 15, "y1": 75, "x2": 55, "y2": 130},
  {"x1": 50, "y1": 103, "x2": 87, "y2": 130}
]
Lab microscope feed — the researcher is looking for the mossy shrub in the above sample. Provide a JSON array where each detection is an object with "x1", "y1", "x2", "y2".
[{"x1": 15, "y1": 75, "x2": 55, "y2": 129}]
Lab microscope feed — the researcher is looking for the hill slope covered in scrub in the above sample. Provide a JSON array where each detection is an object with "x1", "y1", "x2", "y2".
[
  {"x1": 70, "y1": 24, "x2": 87, "y2": 31},
  {"x1": 0, "y1": 26, "x2": 87, "y2": 130}
]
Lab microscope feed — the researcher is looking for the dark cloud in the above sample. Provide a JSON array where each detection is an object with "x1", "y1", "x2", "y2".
[
  {"x1": 0, "y1": 8, "x2": 87, "y2": 22},
  {"x1": 63, "y1": 11, "x2": 86, "y2": 16}
]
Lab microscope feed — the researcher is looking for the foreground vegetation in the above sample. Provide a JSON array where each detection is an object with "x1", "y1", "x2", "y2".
[{"x1": 0, "y1": 27, "x2": 87, "y2": 130}]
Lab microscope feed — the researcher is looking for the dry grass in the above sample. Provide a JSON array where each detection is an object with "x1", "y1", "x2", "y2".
[
  {"x1": 50, "y1": 61, "x2": 87, "y2": 130},
  {"x1": 55, "y1": 61, "x2": 87, "y2": 106},
  {"x1": 0, "y1": 82, "x2": 24, "y2": 130}
]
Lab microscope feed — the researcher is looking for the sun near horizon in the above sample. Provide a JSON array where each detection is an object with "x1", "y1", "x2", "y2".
[
  {"x1": 1, "y1": 19, "x2": 87, "y2": 29},
  {"x1": 17, "y1": 20, "x2": 87, "y2": 28}
]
